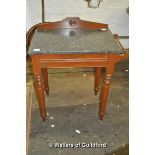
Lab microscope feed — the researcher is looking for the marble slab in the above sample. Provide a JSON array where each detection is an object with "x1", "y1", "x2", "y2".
[{"x1": 28, "y1": 28, "x2": 123, "y2": 55}]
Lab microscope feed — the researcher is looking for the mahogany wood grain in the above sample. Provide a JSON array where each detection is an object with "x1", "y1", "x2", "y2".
[
  {"x1": 41, "y1": 68, "x2": 49, "y2": 95},
  {"x1": 37, "y1": 17, "x2": 108, "y2": 30},
  {"x1": 40, "y1": 60, "x2": 108, "y2": 68},
  {"x1": 39, "y1": 53, "x2": 109, "y2": 59},
  {"x1": 29, "y1": 18, "x2": 128, "y2": 121},
  {"x1": 39, "y1": 54, "x2": 108, "y2": 68},
  {"x1": 31, "y1": 53, "x2": 128, "y2": 121},
  {"x1": 31, "y1": 55, "x2": 47, "y2": 121},
  {"x1": 94, "y1": 67, "x2": 102, "y2": 95},
  {"x1": 99, "y1": 61, "x2": 115, "y2": 120}
]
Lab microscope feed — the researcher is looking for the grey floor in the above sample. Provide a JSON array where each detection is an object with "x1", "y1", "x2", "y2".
[{"x1": 28, "y1": 60, "x2": 129, "y2": 155}]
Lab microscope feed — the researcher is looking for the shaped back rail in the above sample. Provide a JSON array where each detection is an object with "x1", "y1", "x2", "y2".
[{"x1": 37, "y1": 17, "x2": 108, "y2": 30}]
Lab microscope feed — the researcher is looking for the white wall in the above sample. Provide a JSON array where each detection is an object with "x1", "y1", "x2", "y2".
[{"x1": 26, "y1": 0, "x2": 129, "y2": 46}]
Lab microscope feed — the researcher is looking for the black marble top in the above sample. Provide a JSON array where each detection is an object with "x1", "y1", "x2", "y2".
[{"x1": 28, "y1": 28, "x2": 123, "y2": 55}]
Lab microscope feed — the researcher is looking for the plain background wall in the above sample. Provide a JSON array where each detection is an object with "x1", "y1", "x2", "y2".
[{"x1": 26, "y1": 0, "x2": 129, "y2": 47}]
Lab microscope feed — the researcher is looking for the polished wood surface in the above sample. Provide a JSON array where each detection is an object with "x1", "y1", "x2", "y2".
[
  {"x1": 31, "y1": 55, "x2": 47, "y2": 121},
  {"x1": 28, "y1": 17, "x2": 128, "y2": 121},
  {"x1": 94, "y1": 67, "x2": 102, "y2": 95},
  {"x1": 37, "y1": 17, "x2": 108, "y2": 30},
  {"x1": 41, "y1": 68, "x2": 49, "y2": 95}
]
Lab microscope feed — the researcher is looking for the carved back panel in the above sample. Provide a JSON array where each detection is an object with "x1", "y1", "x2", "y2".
[{"x1": 37, "y1": 17, "x2": 108, "y2": 30}]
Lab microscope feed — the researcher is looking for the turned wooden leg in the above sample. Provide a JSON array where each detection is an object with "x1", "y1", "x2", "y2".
[
  {"x1": 31, "y1": 55, "x2": 47, "y2": 121},
  {"x1": 94, "y1": 67, "x2": 102, "y2": 95},
  {"x1": 35, "y1": 75, "x2": 47, "y2": 121},
  {"x1": 99, "y1": 64, "x2": 115, "y2": 120},
  {"x1": 41, "y1": 68, "x2": 49, "y2": 95}
]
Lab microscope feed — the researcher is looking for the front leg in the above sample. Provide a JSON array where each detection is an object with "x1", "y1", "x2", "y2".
[
  {"x1": 99, "y1": 63, "x2": 115, "y2": 120},
  {"x1": 31, "y1": 55, "x2": 47, "y2": 121},
  {"x1": 35, "y1": 75, "x2": 47, "y2": 121}
]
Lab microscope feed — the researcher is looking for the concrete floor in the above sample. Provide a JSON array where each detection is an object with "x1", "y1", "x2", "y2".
[{"x1": 27, "y1": 60, "x2": 129, "y2": 155}]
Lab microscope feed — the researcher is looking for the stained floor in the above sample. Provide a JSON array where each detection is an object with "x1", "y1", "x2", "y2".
[{"x1": 27, "y1": 60, "x2": 129, "y2": 155}]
